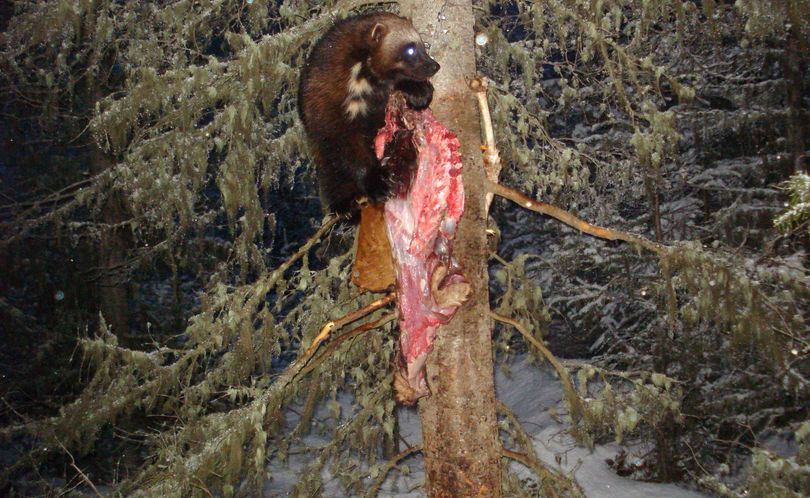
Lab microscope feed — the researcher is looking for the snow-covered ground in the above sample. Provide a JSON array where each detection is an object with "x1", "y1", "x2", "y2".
[
  {"x1": 267, "y1": 355, "x2": 708, "y2": 497},
  {"x1": 379, "y1": 355, "x2": 707, "y2": 498}
]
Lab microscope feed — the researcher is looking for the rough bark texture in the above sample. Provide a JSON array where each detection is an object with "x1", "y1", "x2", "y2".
[
  {"x1": 399, "y1": 1, "x2": 503, "y2": 496},
  {"x1": 89, "y1": 82, "x2": 131, "y2": 337},
  {"x1": 784, "y1": 26, "x2": 806, "y2": 173},
  {"x1": 92, "y1": 147, "x2": 131, "y2": 337}
]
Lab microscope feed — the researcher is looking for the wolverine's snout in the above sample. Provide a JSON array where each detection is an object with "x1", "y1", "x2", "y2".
[
  {"x1": 409, "y1": 56, "x2": 439, "y2": 81},
  {"x1": 425, "y1": 58, "x2": 440, "y2": 77}
]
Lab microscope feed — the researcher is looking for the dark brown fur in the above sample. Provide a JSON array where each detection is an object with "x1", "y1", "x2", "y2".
[{"x1": 298, "y1": 13, "x2": 439, "y2": 216}]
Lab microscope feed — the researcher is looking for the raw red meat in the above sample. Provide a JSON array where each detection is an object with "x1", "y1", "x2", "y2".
[{"x1": 375, "y1": 95, "x2": 469, "y2": 403}]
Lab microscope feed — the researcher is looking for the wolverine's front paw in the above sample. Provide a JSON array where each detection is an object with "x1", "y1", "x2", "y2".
[
  {"x1": 379, "y1": 129, "x2": 418, "y2": 198},
  {"x1": 329, "y1": 197, "x2": 361, "y2": 219},
  {"x1": 398, "y1": 80, "x2": 434, "y2": 110},
  {"x1": 365, "y1": 170, "x2": 393, "y2": 205}
]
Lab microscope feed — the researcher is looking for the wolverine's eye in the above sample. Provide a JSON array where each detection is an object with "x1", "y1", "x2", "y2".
[{"x1": 402, "y1": 44, "x2": 417, "y2": 61}]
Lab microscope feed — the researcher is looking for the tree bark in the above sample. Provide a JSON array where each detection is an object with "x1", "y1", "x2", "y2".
[
  {"x1": 90, "y1": 67, "x2": 129, "y2": 337},
  {"x1": 85, "y1": 10, "x2": 131, "y2": 337},
  {"x1": 784, "y1": 21, "x2": 806, "y2": 173},
  {"x1": 399, "y1": 2, "x2": 502, "y2": 496},
  {"x1": 91, "y1": 145, "x2": 131, "y2": 337}
]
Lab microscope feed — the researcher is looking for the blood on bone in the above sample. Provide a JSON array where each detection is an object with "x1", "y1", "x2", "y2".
[{"x1": 375, "y1": 95, "x2": 468, "y2": 403}]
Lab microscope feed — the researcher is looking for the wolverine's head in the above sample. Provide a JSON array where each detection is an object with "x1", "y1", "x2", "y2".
[{"x1": 366, "y1": 15, "x2": 440, "y2": 82}]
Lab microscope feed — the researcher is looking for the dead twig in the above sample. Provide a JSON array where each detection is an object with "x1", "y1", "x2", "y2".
[
  {"x1": 1, "y1": 396, "x2": 28, "y2": 423},
  {"x1": 297, "y1": 292, "x2": 396, "y2": 373},
  {"x1": 469, "y1": 78, "x2": 665, "y2": 255},
  {"x1": 490, "y1": 311, "x2": 584, "y2": 422},
  {"x1": 470, "y1": 78, "x2": 501, "y2": 214},
  {"x1": 269, "y1": 214, "x2": 340, "y2": 287},
  {"x1": 487, "y1": 179, "x2": 667, "y2": 255},
  {"x1": 364, "y1": 444, "x2": 422, "y2": 498},
  {"x1": 497, "y1": 400, "x2": 584, "y2": 497},
  {"x1": 189, "y1": 477, "x2": 215, "y2": 498},
  {"x1": 56, "y1": 441, "x2": 103, "y2": 498},
  {"x1": 301, "y1": 312, "x2": 397, "y2": 377},
  {"x1": 501, "y1": 448, "x2": 585, "y2": 498}
]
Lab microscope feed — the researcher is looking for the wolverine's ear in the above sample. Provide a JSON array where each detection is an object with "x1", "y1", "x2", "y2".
[{"x1": 369, "y1": 23, "x2": 387, "y2": 46}]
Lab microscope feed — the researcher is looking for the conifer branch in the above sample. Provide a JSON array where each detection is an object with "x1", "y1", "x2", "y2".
[
  {"x1": 57, "y1": 441, "x2": 103, "y2": 498},
  {"x1": 470, "y1": 78, "x2": 501, "y2": 191},
  {"x1": 364, "y1": 444, "x2": 423, "y2": 498},
  {"x1": 487, "y1": 179, "x2": 666, "y2": 255},
  {"x1": 297, "y1": 292, "x2": 396, "y2": 372},
  {"x1": 294, "y1": 378, "x2": 321, "y2": 436},
  {"x1": 300, "y1": 312, "x2": 397, "y2": 377},
  {"x1": 267, "y1": 214, "x2": 340, "y2": 288},
  {"x1": 470, "y1": 76, "x2": 500, "y2": 215},
  {"x1": 0, "y1": 177, "x2": 93, "y2": 212},
  {"x1": 501, "y1": 449, "x2": 581, "y2": 498},
  {"x1": 490, "y1": 311, "x2": 584, "y2": 422},
  {"x1": 497, "y1": 401, "x2": 583, "y2": 497},
  {"x1": 472, "y1": 74, "x2": 664, "y2": 256}
]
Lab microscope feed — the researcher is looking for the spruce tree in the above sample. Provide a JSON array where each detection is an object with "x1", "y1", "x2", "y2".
[{"x1": 0, "y1": 1, "x2": 806, "y2": 496}]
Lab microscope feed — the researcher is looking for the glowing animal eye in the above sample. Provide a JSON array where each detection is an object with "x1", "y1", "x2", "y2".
[{"x1": 403, "y1": 45, "x2": 417, "y2": 59}]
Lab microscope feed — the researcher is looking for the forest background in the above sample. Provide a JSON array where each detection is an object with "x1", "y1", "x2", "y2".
[{"x1": 0, "y1": 0, "x2": 808, "y2": 496}]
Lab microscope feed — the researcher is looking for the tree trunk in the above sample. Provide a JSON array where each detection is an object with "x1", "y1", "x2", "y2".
[
  {"x1": 91, "y1": 145, "x2": 131, "y2": 337},
  {"x1": 399, "y1": 2, "x2": 502, "y2": 496},
  {"x1": 90, "y1": 89, "x2": 130, "y2": 337},
  {"x1": 784, "y1": 21, "x2": 806, "y2": 173},
  {"x1": 85, "y1": 10, "x2": 131, "y2": 337}
]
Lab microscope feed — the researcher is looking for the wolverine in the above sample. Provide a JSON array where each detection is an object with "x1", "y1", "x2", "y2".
[{"x1": 298, "y1": 12, "x2": 440, "y2": 216}]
